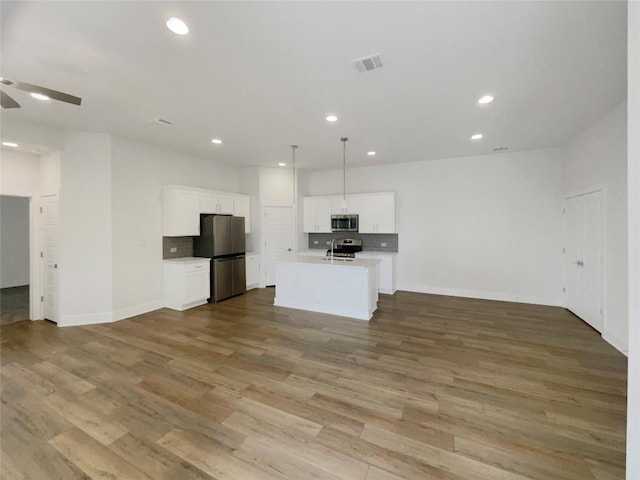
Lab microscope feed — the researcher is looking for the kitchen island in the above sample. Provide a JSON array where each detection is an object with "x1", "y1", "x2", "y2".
[{"x1": 274, "y1": 255, "x2": 379, "y2": 321}]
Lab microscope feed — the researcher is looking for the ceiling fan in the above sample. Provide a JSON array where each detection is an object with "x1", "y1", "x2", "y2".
[{"x1": 0, "y1": 78, "x2": 81, "y2": 109}]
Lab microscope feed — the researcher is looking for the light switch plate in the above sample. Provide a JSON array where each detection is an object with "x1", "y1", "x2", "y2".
[
  {"x1": 313, "y1": 240, "x2": 319, "y2": 244},
  {"x1": 381, "y1": 242, "x2": 387, "y2": 247},
  {"x1": 170, "y1": 247, "x2": 177, "y2": 253}
]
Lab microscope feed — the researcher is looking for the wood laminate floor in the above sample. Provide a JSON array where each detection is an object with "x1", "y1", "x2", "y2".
[
  {"x1": 0, "y1": 286, "x2": 29, "y2": 326},
  {"x1": 0, "y1": 289, "x2": 627, "y2": 480}
]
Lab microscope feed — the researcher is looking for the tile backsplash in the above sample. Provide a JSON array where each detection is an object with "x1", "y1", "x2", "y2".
[
  {"x1": 308, "y1": 233, "x2": 398, "y2": 253},
  {"x1": 163, "y1": 236, "x2": 194, "y2": 259}
]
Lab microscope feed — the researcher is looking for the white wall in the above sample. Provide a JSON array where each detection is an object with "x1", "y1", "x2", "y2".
[
  {"x1": 0, "y1": 149, "x2": 40, "y2": 196},
  {"x1": 240, "y1": 167, "x2": 261, "y2": 252},
  {"x1": 58, "y1": 133, "x2": 113, "y2": 326},
  {"x1": 627, "y1": 1, "x2": 640, "y2": 477},
  {"x1": 563, "y1": 102, "x2": 628, "y2": 352},
  {"x1": 40, "y1": 151, "x2": 61, "y2": 195},
  {"x1": 110, "y1": 137, "x2": 241, "y2": 319},
  {"x1": 303, "y1": 148, "x2": 564, "y2": 305},
  {"x1": 0, "y1": 196, "x2": 30, "y2": 288},
  {"x1": 259, "y1": 166, "x2": 295, "y2": 205}
]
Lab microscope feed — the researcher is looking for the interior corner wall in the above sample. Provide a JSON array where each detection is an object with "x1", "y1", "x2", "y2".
[
  {"x1": 563, "y1": 101, "x2": 628, "y2": 352},
  {"x1": 305, "y1": 148, "x2": 564, "y2": 305},
  {"x1": 110, "y1": 137, "x2": 241, "y2": 319},
  {"x1": 627, "y1": 0, "x2": 640, "y2": 476},
  {"x1": 0, "y1": 196, "x2": 30, "y2": 288},
  {"x1": 58, "y1": 132, "x2": 113, "y2": 326}
]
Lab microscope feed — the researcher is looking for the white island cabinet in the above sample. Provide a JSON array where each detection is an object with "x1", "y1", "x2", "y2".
[
  {"x1": 274, "y1": 255, "x2": 379, "y2": 321},
  {"x1": 163, "y1": 257, "x2": 210, "y2": 311}
]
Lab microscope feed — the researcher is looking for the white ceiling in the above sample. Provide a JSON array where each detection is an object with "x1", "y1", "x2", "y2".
[{"x1": 0, "y1": 1, "x2": 627, "y2": 170}]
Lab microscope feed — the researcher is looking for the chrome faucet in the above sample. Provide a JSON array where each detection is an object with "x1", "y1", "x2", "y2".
[{"x1": 330, "y1": 239, "x2": 336, "y2": 258}]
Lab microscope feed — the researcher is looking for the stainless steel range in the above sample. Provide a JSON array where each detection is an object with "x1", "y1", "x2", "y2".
[{"x1": 326, "y1": 238, "x2": 363, "y2": 258}]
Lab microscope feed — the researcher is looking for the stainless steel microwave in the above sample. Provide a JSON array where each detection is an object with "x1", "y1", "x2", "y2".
[{"x1": 331, "y1": 214, "x2": 359, "y2": 232}]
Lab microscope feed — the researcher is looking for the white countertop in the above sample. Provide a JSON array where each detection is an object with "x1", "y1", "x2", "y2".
[
  {"x1": 298, "y1": 249, "x2": 397, "y2": 257},
  {"x1": 278, "y1": 254, "x2": 380, "y2": 268},
  {"x1": 163, "y1": 257, "x2": 210, "y2": 264}
]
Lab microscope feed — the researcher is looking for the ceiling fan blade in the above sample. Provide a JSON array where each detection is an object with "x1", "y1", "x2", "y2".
[
  {"x1": 0, "y1": 90, "x2": 20, "y2": 109},
  {"x1": 9, "y1": 79, "x2": 82, "y2": 106}
]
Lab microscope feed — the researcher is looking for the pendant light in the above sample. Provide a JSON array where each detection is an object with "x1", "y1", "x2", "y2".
[
  {"x1": 290, "y1": 145, "x2": 298, "y2": 203},
  {"x1": 341, "y1": 137, "x2": 348, "y2": 211}
]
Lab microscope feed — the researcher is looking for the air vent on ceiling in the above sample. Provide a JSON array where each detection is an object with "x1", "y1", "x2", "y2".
[
  {"x1": 351, "y1": 53, "x2": 383, "y2": 73},
  {"x1": 149, "y1": 118, "x2": 173, "y2": 126},
  {"x1": 493, "y1": 146, "x2": 509, "y2": 152}
]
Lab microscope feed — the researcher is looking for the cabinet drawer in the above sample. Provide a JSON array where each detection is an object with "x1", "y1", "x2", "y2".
[{"x1": 185, "y1": 261, "x2": 209, "y2": 274}]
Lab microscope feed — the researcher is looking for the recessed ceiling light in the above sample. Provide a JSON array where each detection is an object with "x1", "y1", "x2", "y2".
[
  {"x1": 166, "y1": 17, "x2": 189, "y2": 35},
  {"x1": 30, "y1": 92, "x2": 49, "y2": 101},
  {"x1": 367, "y1": 151, "x2": 376, "y2": 156},
  {"x1": 278, "y1": 162, "x2": 286, "y2": 167},
  {"x1": 2, "y1": 142, "x2": 18, "y2": 147},
  {"x1": 471, "y1": 133, "x2": 483, "y2": 140},
  {"x1": 326, "y1": 115, "x2": 338, "y2": 122},
  {"x1": 211, "y1": 138, "x2": 222, "y2": 144},
  {"x1": 478, "y1": 95, "x2": 494, "y2": 104}
]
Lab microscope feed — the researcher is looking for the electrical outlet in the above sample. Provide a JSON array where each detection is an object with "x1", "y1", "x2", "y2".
[
  {"x1": 170, "y1": 247, "x2": 177, "y2": 253},
  {"x1": 326, "y1": 241, "x2": 331, "y2": 245},
  {"x1": 381, "y1": 242, "x2": 387, "y2": 247},
  {"x1": 313, "y1": 240, "x2": 319, "y2": 245}
]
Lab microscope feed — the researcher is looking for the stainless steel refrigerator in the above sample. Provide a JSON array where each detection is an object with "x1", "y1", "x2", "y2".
[{"x1": 194, "y1": 215, "x2": 246, "y2": 302}]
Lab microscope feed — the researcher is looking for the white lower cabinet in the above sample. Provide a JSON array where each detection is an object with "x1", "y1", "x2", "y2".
[
  {"x1": 298, "y1": 250, "x2": 397, "y2": 294},
  {"x1": 358, "y1": 252, "x2": 397, "y2": 294},
  {"x1": 163, "y1": 258, "x2": 210, "y2": 311},
  {"x1": 246, "y1": 253, "x2": 260, "y2": 290}
]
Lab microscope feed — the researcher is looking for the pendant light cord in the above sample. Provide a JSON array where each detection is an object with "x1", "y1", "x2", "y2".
[
  {"x1": 341, "y1": 137, "x2": 348, "y2": 201},
  {"x1": 291, "y1": 145, "x2": 298, "y2": 202}
]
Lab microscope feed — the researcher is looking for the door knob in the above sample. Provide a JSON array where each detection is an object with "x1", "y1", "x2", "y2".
[
  {"x1": 54, "y1": 264, "x2": 58, "y2": 269},
  {"x1": 287, "y1": 248, "x2": 292, "y2": 252}
]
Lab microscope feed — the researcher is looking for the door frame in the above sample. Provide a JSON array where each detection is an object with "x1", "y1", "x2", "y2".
[
  {"x1": 29, "y1": 196, "x2": 42, "y2": 320},
  {"x1": 562, "y1": 185, "x2": 606, "y2": 330},
  {"x1": 260, "y1": 203, "x2": 296, "y2": 287}
]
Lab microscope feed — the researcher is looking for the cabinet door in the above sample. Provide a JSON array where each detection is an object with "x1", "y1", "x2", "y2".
[
  {"x1": 246, "y1": 256, "x2": 259, "y2": 289},
  {"x1": 172, "y1": 190, "x2": 200, "y2": 236},
  {"x1": 234, "y1": 196, "x2": 251, "y2": 233},
  {"x1": 375, "y1": 193, "x2": 396, "y2": 233},
  {"x1": 316, "y1": 197, "x2": 333, "y2": 233},
  {"x1": 348, "y1": 195, "x2": 376, "y2": 233},
  {"x1": 185, "y1": 268, "x2": 209, "y2": 304},
  {"x1": 217, "y1": 194, "x2": 234, "y2": 214},
  {"x1": 302, "y1": 197, "x2": 317, "y2": 233},
  {"x1": 331, "y1": 196, "x2": 346, "y2": 214},
  {"x1": 200, "y1": 193, "x2": 219, "y2": 214}
]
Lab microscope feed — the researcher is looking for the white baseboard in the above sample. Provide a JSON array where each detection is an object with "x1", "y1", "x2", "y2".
[
  {"x1": 112, "y1": 299, "x2": 164, "y2": 322},
  {"x1": 398, "y1": 283, "x2": 563, "y2": 307},
  {"x1": 58, "y1": 299, "x2": 164, "y2": 327},
  {"x1": 602, "y1": 329, "x2": 628, "y2": 356},
  {"x1": 58, "y1": 311, "x2": 114, "y2": 327}
]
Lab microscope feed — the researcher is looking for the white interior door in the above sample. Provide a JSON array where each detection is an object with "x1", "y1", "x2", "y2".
[
  {"x1": 564, "y1": 190, "x2": 604, "y2": 332},
  {"x1": 41, "y1": 195, "x2": 59, "y2": 322},
  {"x1": 264, "y1": 206, "x2": 294, "y2": 286}
]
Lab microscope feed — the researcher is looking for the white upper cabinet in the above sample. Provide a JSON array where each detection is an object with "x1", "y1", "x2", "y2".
[
  {"x1": 163, "y1": 185, "x2": 251, "y2": 236},
  {"x1": 303, "y1": 192, "x2": 396, "y2": 234},
  {"x1": 200, "y1": 192, "x2": 233, "y2": 214},
  {"x1": 349, "y1": 193, "x2": 396, "y2": 233},
  {"x1": 303, "y1": 196, "x2": 332, "y2": 233},
  {"x1": 233, "y1": 195, "x2": 251, "y2": 233},
  {"x1": 163, "y1": 187, "x2": 201, "y2": 236}
]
